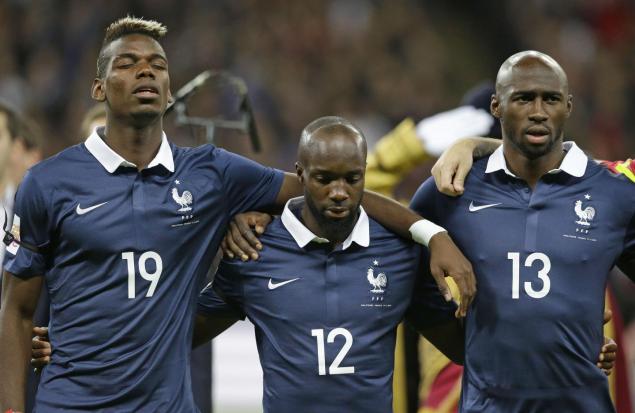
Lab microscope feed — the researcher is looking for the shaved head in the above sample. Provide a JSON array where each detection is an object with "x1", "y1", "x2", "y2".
[
  {"x1": 297, "y1": 116, "x2": 367, "y2": 166},
  {"x1": 496, "y1": 51, "x2": 569, "y2": 96}
]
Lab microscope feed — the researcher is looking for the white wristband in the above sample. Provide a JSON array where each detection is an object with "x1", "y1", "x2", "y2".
[{"x1": 409, "y1": 219, "x2": 447, "y2": 247}]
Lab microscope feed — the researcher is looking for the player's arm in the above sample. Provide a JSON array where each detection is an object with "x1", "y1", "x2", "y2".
[
  {"x1": 236, "y1": 175, "x2": 477, "y2": 316},
  {"x1": 431, "y1": 137, "x2": 501, "y2": 196},
  {"x1": 0, "y1": 271, "x2": 43, "y2": 412},
  {"x1": 192, "y1": 313, "x2": 238, "y2": 348}
]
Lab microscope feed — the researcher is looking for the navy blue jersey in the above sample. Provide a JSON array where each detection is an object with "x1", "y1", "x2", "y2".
[
  {"x1": 3, "y1": 130, "x2": 283, "y2": 412},
  {"x1": 411, "y1": 142, "x2": 635, "y2": 413},
  {"x1": 197, "y1": 199, "x2": 456, "y2": 413}
]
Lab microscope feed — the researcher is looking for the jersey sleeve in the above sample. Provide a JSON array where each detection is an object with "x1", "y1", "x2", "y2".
[
  {"x1": 197, "y1": 260, "x2": 246, "y2": 319},
  {"x1": 410, "y1": 176, "x2": 443, "y2": 224},
  {"x1": 217, "y1": 148, "x2": 285, "y2": 216},
  {"x1": 3, "y1": 171, "x2": 51, "y2": 278},
  {"x1": 404, "y1": 248, "x2": 457, "y2": 329}
]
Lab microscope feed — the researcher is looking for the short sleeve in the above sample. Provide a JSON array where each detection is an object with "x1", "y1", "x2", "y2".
[
  {"x1": 197, "y1": 260, "x2": 246, "y2": 319},
  {"x1": 217, "y1": 148, "x2": 284, "y2": 216},
  {"x1": 3, "y1": 171, "x2": 50, "y2": 278},
  {"x1": 404, "y1": 248, "x2": 457, "y2": 329},
  {"x1": 410, "y1": 177, "x2": 442, "y2": 223}
]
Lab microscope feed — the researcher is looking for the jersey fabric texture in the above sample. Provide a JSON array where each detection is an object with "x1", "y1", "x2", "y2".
[
  {"x1": 197, "y1": 198, "x2": 457, "y2": 413},
  {"x1": 411, "y1": 142, "x2": 635, "y2": 413},
  {"x1": 3, "y1": 129, "x2": 284, "y2": 412}
]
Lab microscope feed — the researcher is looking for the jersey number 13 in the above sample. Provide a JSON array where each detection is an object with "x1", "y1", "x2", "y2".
[{"x1": 507, "y1": 252, "x2": 551, "y2": 299}]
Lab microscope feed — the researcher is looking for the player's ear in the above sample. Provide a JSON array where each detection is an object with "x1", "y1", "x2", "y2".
[
  {"x1": 566, "y1": 94, "x2": 573, "y2": 118},
  {"x1": 490, "y1": 94, "x2": 501, "y2": 119},
  {"x1": 167, "y1": 90, "x2": 174, "y2": 105},
  {"x1": 295, "y1": 162, "x2": 305, "y2": 184},
  {"x1": 92, "y1": 78, "x2": 106, "y2": 102}
]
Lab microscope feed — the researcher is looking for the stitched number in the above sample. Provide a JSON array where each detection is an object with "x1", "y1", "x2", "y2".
[
  {"x1": 507, "y1": 252, "x2": 551, "y2": 299},
  {"x1": 122, "y1": 251, "x2": 163, "y2": 298},
  {"x1": 311, "y1": 328, "x2": 355, "y2": 375}
]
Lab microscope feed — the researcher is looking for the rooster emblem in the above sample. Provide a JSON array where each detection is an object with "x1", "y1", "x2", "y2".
[
  {"x1": 367, "y1": 267, "x2": 387, "y2": 293},
  {"x1": 574, "y1": 200, "x2": 595, "y2": 226},
  {"x1": 172, "y1": 188, "x2": 193, "y2": 212}
]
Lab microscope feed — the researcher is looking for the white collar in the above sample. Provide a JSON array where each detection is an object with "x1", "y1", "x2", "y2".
[
  {"x1": 85, "y1": 127, "x2": 175, "y2": 174},
  {"x1": 280, "y1": 197, "x2": 370, "y2": 250},
  {"x1": 485, "y1": 141, "x2": 587, "y2": 178}
]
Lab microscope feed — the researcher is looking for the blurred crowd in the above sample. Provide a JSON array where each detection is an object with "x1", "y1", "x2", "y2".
[
  {"x1": 1, "y1": 0, "x2": 634, "y2": 401},
  {"x1": 1, "y1": 0, "x2": 634, "y2": 161}
]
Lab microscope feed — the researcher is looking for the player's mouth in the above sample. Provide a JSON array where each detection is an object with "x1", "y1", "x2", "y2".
[
  {"x1": 133, "y1": 85, "x2": 159, "y2": 99},
  {"x1": 524, "y1": 126, "x2": 550, "y2": 144},
  {"x1": 325, "y1": 206, "x2": 350, "y2": 219}
]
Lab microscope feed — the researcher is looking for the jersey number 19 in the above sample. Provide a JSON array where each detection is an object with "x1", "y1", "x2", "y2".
[{"x1": 122, "y1": 251, "x2": 163, "y2": 299}]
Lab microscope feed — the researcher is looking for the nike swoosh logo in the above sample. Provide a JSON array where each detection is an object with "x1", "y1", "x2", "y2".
[
  {"x1": 76, "y1": 202, "x2": 109, "y2": 215},
  {"x1": 468, "y1": 201, "x2": 501, "y2": 212},
  {"x1": 268, "y1": 277, "x2": 300, "y2": 290}
]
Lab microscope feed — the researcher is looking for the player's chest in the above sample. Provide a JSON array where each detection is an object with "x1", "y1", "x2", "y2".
[
  {"x1": 52, "y1": 172, "x2": 226, "y2": 254},
  {"x1": 451, "y1": 184, "x2": 628, "y2": 264},
  {"x1": 240, "y1": 253, "x2": 415, "y2": 326}
]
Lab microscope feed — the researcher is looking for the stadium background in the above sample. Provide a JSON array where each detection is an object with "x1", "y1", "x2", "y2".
[{"x1": 1, "y1": 0, "x2": 634, "y2": 411}]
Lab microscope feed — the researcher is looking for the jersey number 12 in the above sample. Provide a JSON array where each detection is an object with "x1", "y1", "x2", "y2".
[{"x1": 311, "y1": 328, "x2": 355, "y2": 375}]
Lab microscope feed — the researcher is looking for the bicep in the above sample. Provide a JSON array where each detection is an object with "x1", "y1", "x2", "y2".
[{"x1": 274, "y1": 172, "x2": 303, "y2": 209}]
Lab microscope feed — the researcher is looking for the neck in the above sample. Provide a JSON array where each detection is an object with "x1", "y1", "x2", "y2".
[
  {"x1": 502, "y1": 139, "x2": 565, "y2": 189},
  {"x1": 103, "y1": 119, "x2": 163, "y2": 170}
]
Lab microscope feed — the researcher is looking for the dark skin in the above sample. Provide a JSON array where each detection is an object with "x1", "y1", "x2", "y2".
[{"x1": 491, "y1": 51, "x2": 573, "y2": 190}]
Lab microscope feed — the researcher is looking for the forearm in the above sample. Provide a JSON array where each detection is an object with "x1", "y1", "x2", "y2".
[
  {"x1": 0, "y1": 309, "x2": 33, "y2": 411},
  {"x1": 361, "y1": 190, "x2": 424, "y2": 238},
  {"x1": 468, "y1": 137, "x2": 502, "y2": 158}
]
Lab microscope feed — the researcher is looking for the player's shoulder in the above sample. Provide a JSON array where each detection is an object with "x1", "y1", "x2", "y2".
[
  {"x1": 172, "y1": 143, "x2": 241, "y2": 164},
  {"x1": 368, "y1": 218, "x2": 416, "y2": 249},
  {"x1": 588, "y1": 158, "x2": 635, "y2": 190},
  {"x1": 220, "y1": 217, "x2": 296, "y2": 270},
  {"x1": 26, "y1": 143, "x2": 89, "y2": 184},
  {"x1": 596, "y1": 159, "x2": 635, "y2": 184}
]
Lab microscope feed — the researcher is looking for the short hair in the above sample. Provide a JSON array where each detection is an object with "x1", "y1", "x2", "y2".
[
  {"x1": 0, "y1": 99, "x2": 21, "y2": 140},
  {"x1": 96, "y1": 16, "x2": 168, "y2": 78},
  {"x1": 0, "y1": 100, "x2": 42, "y2": 149},
  {"x1": 298, "y1": 116, "x2": 367, "y2": 163},
  {"x1": 301, "y1": 116, "x2": 365, "y2": 143},
  {"x1": 17, "y1": 116, "x2": 43, "y2": 150}
]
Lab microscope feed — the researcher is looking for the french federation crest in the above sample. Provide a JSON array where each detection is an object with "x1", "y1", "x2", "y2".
[
  {"x1": 367, "y1": 267, "x2": 387, "y2": 293},
  {"x1": 574, "y1": 197, "x2": 595, "y2": 226},
  {"x1": 172, "y1": 187, "x2": 193, "y2": 212},
  {"x1": 170, "y1": 179, "x2": 199, "y2": 228},
  {"x1": 361, "y1": 259, "x2": 391, "y2": 307}
]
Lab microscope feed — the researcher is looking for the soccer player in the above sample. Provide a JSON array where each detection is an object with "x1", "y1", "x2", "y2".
[
  {"x1": 0, "y1": 16, "x2": 474, "y2": 413},
  {"x1": 411, "y1": 50, "x2": 635, "y2": 412},
  {"x1": 194, "y1": 116, "x2": 464, "y2": 412}
]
